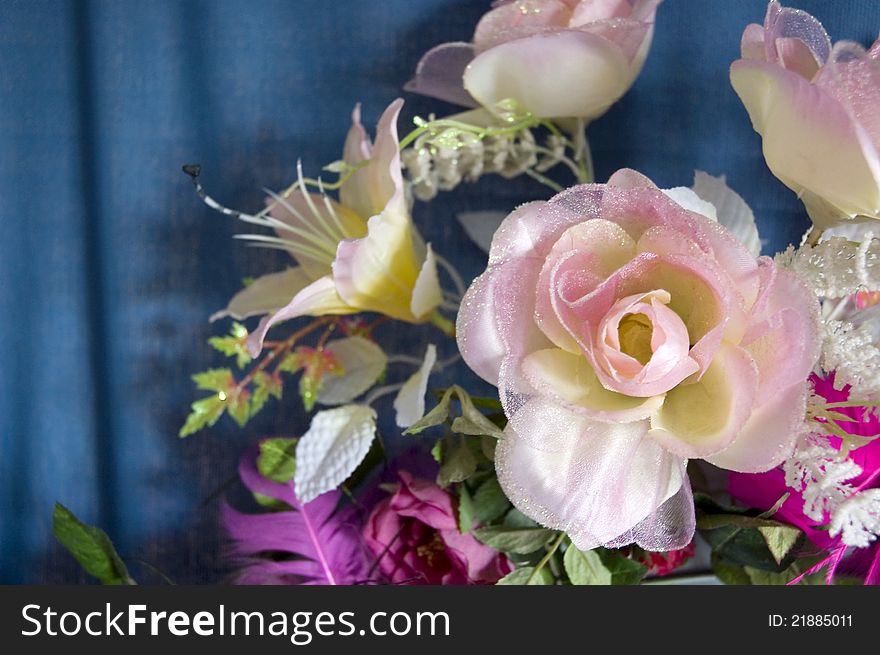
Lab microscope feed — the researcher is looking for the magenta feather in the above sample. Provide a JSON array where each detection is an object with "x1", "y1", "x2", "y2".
[{"x1": 222, "y1": 446, "x2": 374, "y2": 585}]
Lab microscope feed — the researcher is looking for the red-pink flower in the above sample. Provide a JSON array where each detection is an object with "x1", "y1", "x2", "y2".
[
  {"x1": 363, "y1": 472, "x2": 511, "y2": 585},
  {"x1": 636, "y1": 542, "x2": 695, "y2": 576}
]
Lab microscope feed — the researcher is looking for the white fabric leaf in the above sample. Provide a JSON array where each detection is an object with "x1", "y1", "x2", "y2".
[
  {"x1": 410, "y1": 243, "x2": 443, "y2": 320},
  {"x1": 393, "y1": 344, "x2": 438, "y2": 428},
  {"x1": 662, "y1": 187, "x2": 718, "y2": 221},
  {"x1": 317, "y1": 337, "x2": 387, "y2": 406},
  {"x1": 692, "y1": 171, "x2": 762, "y2": 257},
  {"x1": 294, "y1": 405, "x2": 377, "y2": 503},
  {"x1": 456, "y1": 211, "x2": 508, "y2": 254}
]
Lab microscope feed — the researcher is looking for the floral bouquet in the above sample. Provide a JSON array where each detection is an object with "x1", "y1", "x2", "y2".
[{"x1": 55, "y1": 1, "x2": 880, "y2": 586}]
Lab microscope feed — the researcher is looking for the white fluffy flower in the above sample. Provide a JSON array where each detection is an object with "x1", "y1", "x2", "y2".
[{"x1": 829, "y1": 489, "x2": 880, "y2": 548}]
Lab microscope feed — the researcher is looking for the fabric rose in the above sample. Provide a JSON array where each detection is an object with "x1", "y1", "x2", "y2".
[
  {"x1": 213, "y1": 99, "x2": 443, "y2": 355},
  {"x1": 363, "y1": 471, "x2": 511, "y2": 584},
  {"x1": 731, "y1": 1, "x2": 880, "y2": 229},
  {"x1": 457, "y1": 169, "x2": 821, "y2": 551},
  {"x1": 406, "y1": 0, "x2": 661, "y2": 121}
]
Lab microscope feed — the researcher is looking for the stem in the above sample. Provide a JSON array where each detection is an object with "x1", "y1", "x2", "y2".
[
  {"x1": 399, "y1": 115, "x2": 541, "y2": 151},
  {"x1": 805, "y1": 226, "x2": 825, "y2": 247},
  {"x1": 572, "y1": 119, "x2": 594, "y2": 184},
  {"x1": 237, "y1": 318, "x2": 331, "y2": 392},
  {"x1": 429, "y1": 312, "x2": 456, "y2": 338},
  {"x1": 526, "y1": 532, "x2": 566, "y2": 585},
  {"x1": 524, "y1": 168, "x2": 564, "y2": 193}
]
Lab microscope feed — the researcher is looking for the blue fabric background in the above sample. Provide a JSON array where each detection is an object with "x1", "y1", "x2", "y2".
[{"x1": 1, "y1": 0, "x2": 877, "y2": 584}]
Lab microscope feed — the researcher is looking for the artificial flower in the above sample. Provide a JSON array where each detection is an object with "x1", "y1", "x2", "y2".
[
  {"x1": 457, "y1": 169, "x2": 821, "y2": 551},
  {"x1": 363, "y1": 471, "x2": 511, "y2": 584},
  {"x1": 633, "y1": 542, "x2": 695, "y2": 576},
  {"x1": 407, "y1": 0, "x2": 661, "y2": 121},
  {"x1": 213, "y1": 99, "x2": 444, "y2": 355},
  {"x1": 731, "y1": 1, "x2": 880, "y2": 229},
  {"x1": 729, "y1": 373, "x2": 880, "y2": 583},
  {"x1": 223, "y1": 446, "x2": 374, "y2": 585}
]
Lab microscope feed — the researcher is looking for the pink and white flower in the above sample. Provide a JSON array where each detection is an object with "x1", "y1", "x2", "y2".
[
  {"x1": 731, "y1": 1, "x2": 880, "y2": 228},
  {"x1": 456, "y1": 170, "x2": 821, "y2": 550},
  {"x1": 407, "y1": 0, "x2": 661, "y2": 121}
]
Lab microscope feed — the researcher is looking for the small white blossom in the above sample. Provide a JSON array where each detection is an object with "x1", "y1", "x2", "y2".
[
  {"x1": 821, "y1": 320, "x2": 880, "y2": 399},
  {"x1": 829, "y1": 489, "x2": 880, "y2": 548},
  {"x1": 783, "y1": 432, "x2": 862, "y2": 522}
]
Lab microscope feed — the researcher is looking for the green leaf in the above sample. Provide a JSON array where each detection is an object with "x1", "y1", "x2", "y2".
[
  {"x1": 437, "y1": 437, "x2": 477, "y2": 487},
  {"x1": 472, "y1": 477, "x2": 510, "y2": 524},
  {"x1": 757, "y1": 525, "x2": 802, "y2": 566},
  {"x1": 564, "y1": 546, "x2": 611, "y2": 585},
  {"x1": 711, "y1": 554, "x2": 752, "y2": 585},
  {"x1": 52, "y1": 503, "x2": 134, "y2": 585},
  {"x1": 406, "y1": 385, "x2": 502, "y2": 438},
  {"x1": 430, "y1": 438, "x2": 443, "y2": 463},
  {"x1": 458, "y1": 485, "x2": 474, "y2": 534},
  {"x1": 179, "y1": 395, "x2": 225, "y2": 437},
  {"x1": 251, "y1": 371, "x2": 282, "y2": 417},
  {"x1": 502, "y1": 508, "x2": 539, "y2": 529},
  {"x1": 252, "y1": 492, "x2": 289, "y2": 511},
  {"x1": 192, "y1": 368, "x2": 235, "y2": 392},
  {"x1": 256, "y1": 437, "x2": 298, "y2": 483},
  {"x1": 405, "y1": 387, "x2": 455, "y2": 435},
  {"x1": 227, "y1": 390, "x2": 251, "y2": 427},
  {"x1": 452, "y1": 389, "x2": 503, "y2": 439},
  {"x1": 473, "y1": 526, "x2": 557, "y2": 555},
  {"x1": 595, "y1": 549, "x2": 647, "y2": 585},
  {"x1": 467, "y1": 396, "x2": 504, "y2": 412},
  {"x1": 496, "y1": 566, "x2": 551, "y2": 585},
  {"x1": 700, "y1": 521, "x2": 802, "y2": 571},
  {"x1": 208, "y1": 323, "x2": 251, "y2": 369},
  {"x1": 697, "y1": 513, "x2": 788, "y2": 530}
]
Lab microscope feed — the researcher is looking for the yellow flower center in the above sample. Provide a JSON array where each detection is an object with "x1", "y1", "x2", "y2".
[{"x1": 618, "y1": 313, "x2": 654, "y2": 365}]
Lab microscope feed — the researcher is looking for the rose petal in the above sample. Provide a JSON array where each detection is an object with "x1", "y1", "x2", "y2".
[
  {"x1": 706, "y1": 380, "x2": 808, "y2": 473},
  {"x1": 495, "y1": 398, "x2": 686, "y2": 548},
  {"x1": 731, "y1": 58, "x2": 880, "y2": 225},
  {"x1": 211, "y1": 267, "x2": 314, "y2": 322},
  {"x1": 403, "y1": 42, "x2": 479, "y2": 109},
  {"x1": 464, "y1": 29, "x2": 630, "y2": 120},
  {"x1": 536, "y1": 219, "x2": 637, "y2": 352},
  {"x1": 742, "y1": 261, "x2": 821, "y2": 392},
  {"x1": 763, "y1": 0, "x2": 831, "y2": 67},
  {"x1": 741, "y1": 23, "x2": 766, "y2": 60},
  {"x1": 473, "y1": 0, "x2": 573, "y2": 54},
  {"x1": 649, "y1": 343, "x2": 759, "y2": 458},
  {"x1": 457, "y1": 257, "x2": 552, "y2": 387},
  {"x1": 521, "y1": 347, "x2": 665, "y2": 422}
]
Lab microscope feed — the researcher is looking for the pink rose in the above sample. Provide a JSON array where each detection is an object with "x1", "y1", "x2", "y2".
[
  {"x1": 363, "y1": 472, "x2": 511, "y2": 584},
  {"x1": 457, "y1": 169, "x2": 821, "y2": 551},
  {"x1": 731, "y1": 1, "x2": 880, "y2": 228},
  {"x1": 407, "y1": 0, "x2": 661, "y2": 120}
]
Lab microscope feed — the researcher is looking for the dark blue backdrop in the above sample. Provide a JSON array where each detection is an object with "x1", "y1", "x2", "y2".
[{"x1": 1, "y1": 0, "x2": 877, "y2": 584}]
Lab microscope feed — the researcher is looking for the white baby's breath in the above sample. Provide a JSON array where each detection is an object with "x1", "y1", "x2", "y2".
[{"x1": 829, "y1": 489, "x2": 880, "y2": 548}]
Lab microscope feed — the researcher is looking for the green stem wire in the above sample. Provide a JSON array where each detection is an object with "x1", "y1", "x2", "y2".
[{"x1": 526, "y1": 532, "x2": 566, "y2": 585}]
